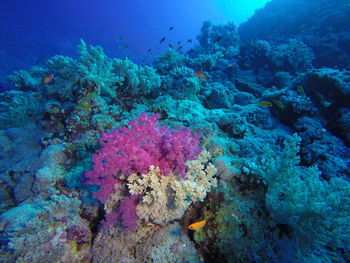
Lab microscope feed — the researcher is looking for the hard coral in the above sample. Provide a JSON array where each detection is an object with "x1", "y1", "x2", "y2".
[
  {"x1": 103, "y1": 150, "x2": 217, "y2": 227},
  {"x1": 66, "y1": 225, "x2": 91, "y2": 243}
]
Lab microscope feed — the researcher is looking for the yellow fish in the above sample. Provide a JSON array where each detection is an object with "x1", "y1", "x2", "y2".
[
  {"x1": 194, "y1": 71, "x2": 208, "y2": 79},
  {"x1": 41, "y1": 74, "x2": 54, "y2": 85},
  {"x1": 258, "y1": 100, "x2": 273, "y2": 107},
  {"x1": 296, "y1": 85, "x2": 305, "y2": 95},
  {"x1": 273, "y1": 99, "x2": 285, "y2": 110},
  {"x1": 188, "y1": 220, "x2": 206, "y2": 230}
]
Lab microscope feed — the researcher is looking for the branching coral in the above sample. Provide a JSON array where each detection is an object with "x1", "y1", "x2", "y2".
[
  {"x1": 84, "y1": 112, "x2": 202, "y2": 203},
  {"x1": 0, "y1": 90, "x2": 42, "y2": 129},
  {"x1": 46, "y1": 55, "x2": 81, "y2": 99},
  {"x1": 106, "y1": 150, "x2": 217, "y2": 226},
  {"x1": 271, "y1": 39, "x2": 314, "y2": 72},
  {"x1": 163, "y1": 66, "x2": 202, "y2": 100},
  {"x1": 85, "y1": 112, "x2": 217, "y2": 230},
  {"x1": 6, "y1": 67, "x2": 45, "y2": 91},
  {"x1": 0, "y1": 195, "x2": 91, "y2": 263},
  {"x1": 112, "y1": 58, "x2": 161, "y2": 97},
  {"x1": 256, "y1": 134, "x2": 350, "y2": 260},
  {"x1": 153, "y1": 49, "x2": 190, "y2": 74},
  {"x1": 77, "y1": 40, "x2": 123, "y2": 98},
  {"x1": 172, "y1": 150, "x2": 217, "y2": 206},
  {"x1": 192, "y1": 51, "x2": 224, "y2": 71}
]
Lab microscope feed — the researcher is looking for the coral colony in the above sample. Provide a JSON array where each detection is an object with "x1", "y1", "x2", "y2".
[
  {"x1": 84, "y1": 112, "x2": 216, "y2": 230},
  {"x1": 0, "y1": 0, "x2": 350, "y2": 262}
]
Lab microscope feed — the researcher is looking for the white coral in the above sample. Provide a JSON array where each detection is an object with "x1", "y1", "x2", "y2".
[
  {"x1": 173, "y1": 150, "x2": 218, "y2": 206},
  {"x1": 126, "y1": 150, "x2": 217, "y2": 225},
  {"x1": 107, "y1": 150, "x2": 217, "y2": 226}
]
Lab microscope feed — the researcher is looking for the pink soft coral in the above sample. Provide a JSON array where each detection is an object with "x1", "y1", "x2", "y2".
[
  {"x1": 84, "y1": 112, "x2": 201, "y2": 203},
  {"x1": 102, "y1": 195, "x2": 140, "y2": 231}
]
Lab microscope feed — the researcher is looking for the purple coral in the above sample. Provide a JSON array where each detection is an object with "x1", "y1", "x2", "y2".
[
  {"x1": 84, "y1": 112, "x2": 202, "y2": 203},
  {"x1": 102, "y1": 195, "x2": 140, "y2": 231}
]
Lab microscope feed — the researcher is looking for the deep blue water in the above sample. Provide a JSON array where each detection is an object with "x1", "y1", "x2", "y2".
[{"x1": 0, "y1": 0, "x2": 269, "y2": 83}]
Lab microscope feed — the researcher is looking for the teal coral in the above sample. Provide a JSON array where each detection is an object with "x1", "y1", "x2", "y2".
[
  {"x1": 112, "y1": 58, "x2": 161, "y2": 97},
  {"x1": 0, "y1": 90, "x2": 41, "y2": 129},
  {"x1": 0, "y1": 10, "x2": 349, "y2": 262},
  {"x1": 257, "y1": 134, "x2": 350, "y2": 261}
]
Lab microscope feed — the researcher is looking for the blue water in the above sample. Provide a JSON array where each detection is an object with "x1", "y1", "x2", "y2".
[
  {"x1": 0, "y1": 0, "x2": 270, "y2": 83},
  {"x1": 0, "y1": 0, "x2": 349, "y2": 262}
]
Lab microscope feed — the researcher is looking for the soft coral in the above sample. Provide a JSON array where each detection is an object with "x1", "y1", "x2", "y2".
[{"x1": 84, "y1": 112, "x2": 201, "y2": 203}]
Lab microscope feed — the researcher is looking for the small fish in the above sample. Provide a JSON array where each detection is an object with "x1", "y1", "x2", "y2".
[
  {"x1": 0, "y1": 220, "x2": 9, "y2": 231},
  {"x1": 273, "y1": 99, "x2": 285, "y2": 110},
  {"x1": 160, "y1": 37, "x2": 166, "y2": 43},
  {"x1": 169, "y1": 26, "x2": 174, "y2": 30},
  {"x1": 188, "y1": 220, "x2": 206, "y2": 230},
  {"x1": 168, "y1": 43, "x2": 174, "y2": 48},
  {"x1": 194, "y1": 71, "x2": 208, "y2": 79},
  {"x1": 296, "y1": 85, "x2": 305, "y2": 95},
  {"x1": 258, "y1": 100, "x2": 273, "y2": 107},
  {"x1": 187, "y1": 39, "x2": 192, "y2": 43},
  {"x1": 147, "y1": 48, "x2": 152, "y2": 53},
  {"x1": 177, "y1": 41, "x2": 182, "y2": 45},
  {"x1": 213, "y1": 36, "x2": 223, "y2": 42},
  {"x1": 119, "y1": 37, "x2": 124, "y2": 40},
  {"x1": 176, "y1": 46, "x2": 182, "y2": 51},
  {"x1": 33, "y1": 93, "x2": 42, "y2": 98},
  {"x1": 124, "y1": 45, "x2": 129, "y2": 49},
  {"x1": 320, "y1": 100, "x2": 331, "y2": 107},
  {"x1": 41, "y1": 74, "x2": 54, "y2": 85}
]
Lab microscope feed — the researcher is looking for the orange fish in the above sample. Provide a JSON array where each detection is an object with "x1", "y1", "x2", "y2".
[
  {"x1": 188, "y1": 220, "x2": 206, "y2": 230},
  {"x1": 41, "y1": 74, "x2": 54, "y2": 85},
  {"x1": 33, "y1": 93, "x2": 42, "y2": 98},
  {"x1": 194, "y1": 71, "x2": 208, "y2": 79}
]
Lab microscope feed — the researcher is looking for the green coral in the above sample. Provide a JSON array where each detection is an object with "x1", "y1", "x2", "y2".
[
  {"x1": 154, "y1": 49, "x2": 190, "y2": 74},
  {"x1": 164, "y1": 66, "x2": 202, "y2": 100},
  {"x1": 214, "y1": 183, "x2": 275, "y2": 263},
  {"x1": 0, "y1": 91, "x2": 42, "y2": 129},
  {"x1": 46, "y1": 55, "x2": 81, "y2": 99},
  {"x1": 112, "y1": 58, "x2": 161, "y2": 97},
  {"x1": 7, "y1": 67, "x2": 44, "y2": 91},
  {"x1": 192, "y1": 51, "x2": 224, "y2": 71},
  {"x1": 47, "y1": 40, "x2": 123, "y2": 100},
  {"x1": 257, "y1": 134, "x2": 350, "y2": 261},
  {"x1": 77, "y1": 39, "x2": 123, "y2": 99}
]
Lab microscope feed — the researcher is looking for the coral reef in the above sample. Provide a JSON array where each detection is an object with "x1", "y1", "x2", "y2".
[
  {"x1": 85, "y1": 113, "x2": 217, "y2": 230},
  {"x1": 84, "y1": 112, "x2": 202, "y2": 202},
  {"x1": 91, "y1": 222, "x2": 203, "y2": 263},
  {"x1": 0, "y1": 195, "x2": 92, "y2": 263},
  {"x1": 126, "y1": 150, "x2": 217, "y2": 225},
  {"x1": 1, "y1": 1, "x2": 350, "y2": 261}
]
